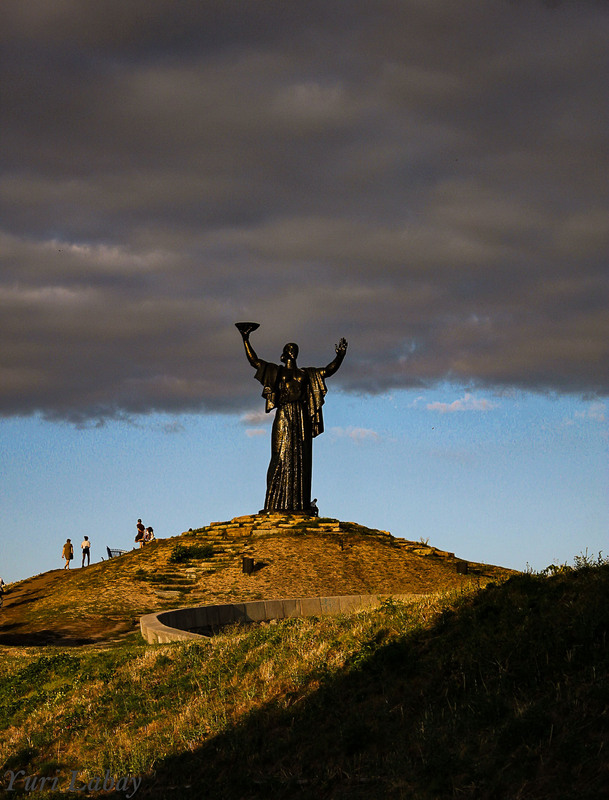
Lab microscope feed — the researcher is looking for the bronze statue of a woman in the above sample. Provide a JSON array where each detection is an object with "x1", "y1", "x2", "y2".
[{"x1": 236, "y1": 323, "x2": 348, "y2": 513}]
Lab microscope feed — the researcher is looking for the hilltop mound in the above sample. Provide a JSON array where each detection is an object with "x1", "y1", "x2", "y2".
[{"x1": 0, "y1": 514, "x2": 515, "y2": 645}]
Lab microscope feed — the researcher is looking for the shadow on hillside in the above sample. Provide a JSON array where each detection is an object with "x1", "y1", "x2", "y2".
[
  {"x1": 0, "y1": 627, "x2": 97, "y2": 646},
  {"x1": 105, "y1": 569, "x2": 609, "y2": 800},
  {"x1": 1, "y1": 594, "x2": 41, "y2": 609}
]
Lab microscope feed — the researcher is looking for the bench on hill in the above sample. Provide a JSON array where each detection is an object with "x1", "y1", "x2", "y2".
[{"x1": 106, "y1": 547, "x2": 128, "y2": 559}]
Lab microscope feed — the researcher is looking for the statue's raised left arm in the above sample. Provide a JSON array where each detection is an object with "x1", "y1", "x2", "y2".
[{"x1": 321, "y1": 337, "x2": 348, "y2": 378}]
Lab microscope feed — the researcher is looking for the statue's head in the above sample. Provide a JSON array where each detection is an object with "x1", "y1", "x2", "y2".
[{"x1": 281, "y1": 342, "x2": 299, "y2": 363}]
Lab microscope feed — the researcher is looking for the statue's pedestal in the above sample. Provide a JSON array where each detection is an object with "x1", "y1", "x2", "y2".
[{"x1": 258, "y1": 509, "x2": 316, "y2": 517}]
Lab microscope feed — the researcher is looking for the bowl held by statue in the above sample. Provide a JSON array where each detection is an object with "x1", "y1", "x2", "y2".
[{"x1": 235, "y1": 322, "x2": 260, "y2": 335}]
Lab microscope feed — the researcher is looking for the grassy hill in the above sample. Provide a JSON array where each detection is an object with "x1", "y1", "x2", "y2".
[
  {"x1": 2, "y1": 518, "x2": 607, "y2": 799},
  {"x1": 0, "y1": 514, "x2": 511, "y2": 646}
]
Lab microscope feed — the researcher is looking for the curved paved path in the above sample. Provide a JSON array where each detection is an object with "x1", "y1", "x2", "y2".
[{"x1": 140, "y1": 593, "x2": 420, "y2": 643}]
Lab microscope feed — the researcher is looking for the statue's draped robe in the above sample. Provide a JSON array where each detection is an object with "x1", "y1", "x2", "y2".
[{"x1": 255, "y1": 360, "x2": 327, "y2": 511}]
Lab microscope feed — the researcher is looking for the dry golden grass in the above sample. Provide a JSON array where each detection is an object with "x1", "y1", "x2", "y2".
[{"x1": 0, "y1": 515, "x2": 515, "y2": 646}]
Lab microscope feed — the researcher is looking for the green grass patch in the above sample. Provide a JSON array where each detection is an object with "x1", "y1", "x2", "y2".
[
  {"x1": 169, "y1": 543, "x2": 215, "y2": 563},
  {"x1": 339, "y1": 520, "x2": 381, "y2": 536}
]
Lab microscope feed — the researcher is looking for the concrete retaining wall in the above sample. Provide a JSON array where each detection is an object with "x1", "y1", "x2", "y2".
[{"x1": 140, "y1": 594, "x2": 418, "y2": 644}]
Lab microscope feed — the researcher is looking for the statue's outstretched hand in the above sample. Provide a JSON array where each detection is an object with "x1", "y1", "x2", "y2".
[{"x1": 336, "y1": 337, "x2": 348, "y2": 354}]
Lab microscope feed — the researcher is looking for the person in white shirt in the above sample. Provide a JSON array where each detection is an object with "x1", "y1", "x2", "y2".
[{"x1": 81, "y1": 536, "x2": 91, "y2": 567}]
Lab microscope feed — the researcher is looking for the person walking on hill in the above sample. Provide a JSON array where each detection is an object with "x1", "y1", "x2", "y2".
[
  {"x1": 81, "y1": 536, "x2": 91, "y2": 567},
  {"x1": 62, "y1": 539, "x2": 74, "y2": 570}
]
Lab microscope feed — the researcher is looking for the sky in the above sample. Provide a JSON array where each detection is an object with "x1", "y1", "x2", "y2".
[{"x1": 1, "y1": 1, "x2": 607, "y2": 584}]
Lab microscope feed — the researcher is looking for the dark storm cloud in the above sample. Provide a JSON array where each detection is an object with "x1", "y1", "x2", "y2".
[{"x1": 1, "y1": 0, "x2": 607, "y2": 420}]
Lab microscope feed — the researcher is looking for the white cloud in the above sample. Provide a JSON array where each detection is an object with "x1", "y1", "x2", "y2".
[
  {"x1": 245, "y1": 428, "x2": 267, "y2": 438},
  {"x1": 240, "y1": 410, "x2": 271, "y2": 426},
  {"x1": 426, "y1": 393, "x2": 497, "y2": 413},
  {"x1": 574, "y1": 401, "x2": 606, "y2": 423},
  {"x1": 330, "y1": 426, "x2": 380, "y2": 443}
]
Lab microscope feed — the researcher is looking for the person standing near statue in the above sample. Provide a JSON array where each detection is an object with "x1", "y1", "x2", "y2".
[
  {"x1": 237, "y1": 323, "x2": 347, "y2": 513},
  {"x1": 81, "y1": 535, "x2": 91, "y2": 567}
]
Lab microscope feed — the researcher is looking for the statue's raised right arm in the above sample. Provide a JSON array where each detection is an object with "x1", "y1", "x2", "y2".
[{"x1": 238, "y1": 329, "x2": 262, "y2": 371}]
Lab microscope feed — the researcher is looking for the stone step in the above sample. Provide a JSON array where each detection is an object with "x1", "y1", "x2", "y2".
[{"x1": 182, "y1": 515, "x2": 398, "y2": 543}]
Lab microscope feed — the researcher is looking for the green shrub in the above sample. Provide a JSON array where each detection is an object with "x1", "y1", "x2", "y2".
[{"x1": 169, "y1": 543, "x2": 214, "y2": 563}]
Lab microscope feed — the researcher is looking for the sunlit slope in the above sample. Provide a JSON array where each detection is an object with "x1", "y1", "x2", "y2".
[{"x1": 0, "y1": 514, "x2": 515, "y2": 645}]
